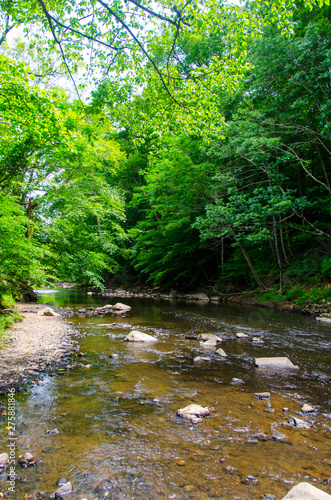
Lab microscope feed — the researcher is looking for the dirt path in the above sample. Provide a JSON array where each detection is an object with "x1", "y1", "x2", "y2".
[{"x1": 0, "y1": 304, "x2": 75, "y2": 393}]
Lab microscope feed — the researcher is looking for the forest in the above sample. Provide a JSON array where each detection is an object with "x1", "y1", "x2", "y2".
[{"x1": 0, "y1": 0, "x2": 330, "y2": 328}]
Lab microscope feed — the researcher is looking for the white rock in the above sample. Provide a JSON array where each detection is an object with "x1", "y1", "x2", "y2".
[
  {"x1": 125, "y1": 330, "x2": 158, "y2": 342},
  {"x1": 255, "y1": 357, "x2": 299, "y2": 369},
  {"x1": 288, "y1": 416, "x2": 312, "y2": 428},
  {"x1": 231, "y1": 378, "x2": 244, "y2": 385},
  {"x1": 177, "y1": 404, "x2": 210, "y2": 424},
  {"x1": 198, "y1": 333, "x2": 221, "y2": 341},
  {"x1": 253, "y1": 392, "x2": 270, "y2": 400},
  {"x1": 200, "y1": 338, "x2": 218, "y2": 347},
  {"x1": 194, "y1": 356, "x2": 211, "y2": 363},
  {"x1": 0, "y1": 453, "x2": 9, "y2": 468},
  {"x1": 281, "y1": 482, "x2": 331, "y2": 499},
  {"x1": 215, "y1": 348, "x2": 228, "y2": 357},
  {"x1": 112, "y1": 303, "x2": 131, "y2": 311},
  {"x1": 37, "y1": 307, "x2": 61, "y2": 317},
  {"x1": 301, "y1": 404, "x2": 315, "y2": 413},
  {"x1": 236, "y1": 332, "x2": 249, "y2": 338},
  {"x1": 50, "y1": 481, "x2": 72, "y2": 498},
  {"x1": 316, "y1": 316, "x2": 331, "y2": 324}
]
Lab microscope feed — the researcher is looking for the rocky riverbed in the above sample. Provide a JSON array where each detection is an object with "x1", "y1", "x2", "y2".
[{"x1": 0, "y1": 304, "x2": 77, "y2": 393}]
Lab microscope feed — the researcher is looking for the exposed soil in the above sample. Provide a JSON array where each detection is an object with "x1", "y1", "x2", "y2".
[{"x1": 0, "y1": 303, "x2": 76, "y2": 394}]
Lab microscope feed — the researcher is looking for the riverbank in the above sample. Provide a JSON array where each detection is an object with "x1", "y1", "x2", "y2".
[
  {"x1": 89, "y1": 284, "x2": 331, "y2": 317},
  {"x1": 0, "y1": 304, "x2": 76, "y2": 394}
]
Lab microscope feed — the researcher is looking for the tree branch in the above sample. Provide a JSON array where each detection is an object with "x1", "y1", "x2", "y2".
[{"x1": 96, "y1": 0, "x2": 187, "y2": 108}]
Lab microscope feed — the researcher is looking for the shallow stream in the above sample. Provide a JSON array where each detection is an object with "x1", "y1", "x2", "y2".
[{"x1": 2, "y1": 291, "x2": 331, "y2": 499}]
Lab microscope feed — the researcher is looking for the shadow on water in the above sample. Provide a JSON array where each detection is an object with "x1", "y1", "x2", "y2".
[{"x1": 2, "y1": 290, "x2": 331, "y2": 499}]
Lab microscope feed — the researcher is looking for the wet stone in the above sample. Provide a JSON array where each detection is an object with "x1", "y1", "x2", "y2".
[
  {"x1": 253, "y1": 392, "x2": 271, "y2": 400},
  {"x1": 301, "y1": 404, "x2": 315, "y2": 413},
  {"x1": 56, "y1": 477, "x2": 69, "y2": 487},
  {"x1": 50, "y1": 480, "x2": 72, "y2": 498},
  {"x1": 194, "y1": 356, "x2": 211, "y2": 363},
  {"x1": 231, "y1": 378, "x2": 245, "y2": 385}
]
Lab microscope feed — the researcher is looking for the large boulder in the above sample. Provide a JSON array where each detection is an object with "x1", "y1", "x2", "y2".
[
  {"x1": 37, "y1": 307, "x2": 61, "y2": 317},
  {"x1": 281, "y1": 482, "x2": 331, "y2": 499},
  {"x1": 177, "y1": 404, "x2": 210, "y2": 424},
  {"x1": 125, "y1": 330, "x2": 158, "y2": 342},
  {"x1": 255, "y1": 357, "x2": 299, "y2": 369}
]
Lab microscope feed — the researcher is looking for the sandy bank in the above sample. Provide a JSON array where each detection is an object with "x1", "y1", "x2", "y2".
[{"x1": 0, "y1": 304, "x2": 75, "y2": 393}]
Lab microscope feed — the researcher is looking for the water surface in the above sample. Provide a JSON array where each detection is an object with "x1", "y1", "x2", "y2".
[{"x1": 2, "y1": 291, "x2": 331, "y2": 499}]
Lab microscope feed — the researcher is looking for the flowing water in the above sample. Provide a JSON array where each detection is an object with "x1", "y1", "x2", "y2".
[{"x1": 2, "y1": 291, "x2": 331, "y2": 499}]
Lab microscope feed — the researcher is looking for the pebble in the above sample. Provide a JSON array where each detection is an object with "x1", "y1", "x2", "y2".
[{"x1": 177, "y1": 460, "x2": 186, "y2": 466}]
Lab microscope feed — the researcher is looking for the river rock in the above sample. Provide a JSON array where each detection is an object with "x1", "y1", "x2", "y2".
[
  {"x1": 112, "y1": 303, "x2": 131, "y2": 311},
  {"x1": 50, "y1": 481, "x2": 72, "y2": 498},
  {"x1": 37, "y1": 307, "x2": 61, "y2": 317},
  {"x1": 56, "y1": 477, "x2": 69, "y2": 487},
  {"x1": 18, "y1": 452, "x2": 36, "y2": 468},
  {"x1": 301, "y1": 404, "x2": 315, "y2": 413},
  {"x1": 125, "y1": 330, "x2": 158, "y2": 342},
  {"x1": 281, "y1": 481, "x2": 331, "y2": 499},
  {"x1": 316, "y1": 316, "x2": 331, "y2": 323},
  {"x1": 177, "y1": 404, "x2": 210, "y2": 424},
  {"x1": 255, "y1": 357, "x2": 299, "y2": 369},
  {"x1": 198, "y1": 333, "x2": 222, "y2": 341},
  {"x1": 253, "y1": 392, "x2": 271, "y2": 400},
  {"x1": 288, "y1": 416, "x2": 312, "y2": 428},
  {"x1": 231, "y1": 378, "x2": 244, "y2": 385},
  {"x1": 0, "y1": 453, "x2": 9, "y2": 470},
  {"x1": 215, "y1": 348, "x2": 228, "y2": 357},
  {"x1": 109, "y1": 353, "x2": 119, "y2": 359},
  {"x1": 236, "y1": 332, "x2": 249, "y2": 338},
  {"x1": 194, "y1": 356, "x2": 211, "y2": 363}
]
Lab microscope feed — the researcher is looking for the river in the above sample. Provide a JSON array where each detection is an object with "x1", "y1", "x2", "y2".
[{"x1": 3, "y1": 290, "x2": 331, "y2": 499}]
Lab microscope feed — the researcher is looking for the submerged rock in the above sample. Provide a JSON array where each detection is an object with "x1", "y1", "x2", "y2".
[
  {"x1": 125, "y1": 330, "x2": 158, "y2": 342},
  {"x1": 177, "y1": 404, "x2": 210, "y2": 424},
  {"x1": 281, "y1": 481, "x2": 331, "y2": 499},
  {"x1": 236, "y1": 332, "x2": 249, "y2": 338},
  {"x1": 255, "y1": 357, "x2": 299, "y2": 369}
]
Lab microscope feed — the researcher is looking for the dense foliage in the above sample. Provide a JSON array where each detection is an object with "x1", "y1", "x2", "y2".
[{"x1": 0, "y1": 0, "x2": 330, "y2": 314}]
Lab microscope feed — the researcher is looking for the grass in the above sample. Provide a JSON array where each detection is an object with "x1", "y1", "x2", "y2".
[
  {"x1": 0, "y1": 311, "x2": 22, "y2": 341},
  {"x1": 260, "y1": 283, "x2": 331, "y2": 307}
]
